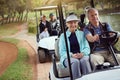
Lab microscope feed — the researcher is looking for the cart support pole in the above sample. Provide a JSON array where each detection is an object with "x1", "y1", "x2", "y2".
[
  {"x1": 90, "y1": 0, "x2": 95, "y2": 8},
  {"x1": 35, "y1": 10, "x2": 39, "y2": 42},
  {"x1": 108, "y1": 45, "x2": 120, "y2": 65},
  {"x1": 58, "y1": 0, "x2": 73, "y2": 80}
]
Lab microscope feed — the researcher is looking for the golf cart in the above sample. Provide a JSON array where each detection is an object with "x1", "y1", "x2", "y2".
[
  {"x1": 49, "y1": 0, "x2": 120, "y2": 80},
  {"x1": 34, "y1": 5, "x2": 66, "y2": 63},
  {"x1": 34, "y1": 6, "x2": 58, "y2": 63}
]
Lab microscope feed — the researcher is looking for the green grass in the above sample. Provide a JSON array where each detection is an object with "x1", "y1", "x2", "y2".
[
  {"x1": 115, "y1": 38, "x2": 120, "y2": 51},
  {"x1": 0, "y1": 38, "x2": 33, "y2": 80},
  {"x1": 27, "y1": 18, "x2": 37, "y2": 34},
  {"x1": 0, "y1": 23, "x2": 19, "y2": 36},
  {"x1": 0, "y1": 38, "x2": 19, "y2": 45}
]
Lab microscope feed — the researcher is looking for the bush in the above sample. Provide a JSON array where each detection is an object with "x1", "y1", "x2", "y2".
[
  {"x1": 28, "y1": 25, "x2": 36, "y2": 34},
  {"x1": 115, "y1": 38, "x2": 120, "y2": 51},
  {"x1": 27, "y1": 19, "x2": 37, "y2": 34}
]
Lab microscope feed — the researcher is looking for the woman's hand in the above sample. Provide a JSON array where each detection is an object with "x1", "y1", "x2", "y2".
[
  {"x1": 72, "y1": 53, "x2": 84, "y2": 59},
  {"x1": 44, "y1": 28, "x2": 48, "y2": 31}
]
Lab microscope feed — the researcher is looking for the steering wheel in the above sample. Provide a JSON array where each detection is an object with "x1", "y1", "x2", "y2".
[{"x1": 99, "y1": 31, "x2": 118, "y2": 45}]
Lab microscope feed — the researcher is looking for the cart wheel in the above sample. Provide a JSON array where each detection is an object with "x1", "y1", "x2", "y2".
[{"x1": 38, "y1": 49, "x2": 46, "y2": 63}]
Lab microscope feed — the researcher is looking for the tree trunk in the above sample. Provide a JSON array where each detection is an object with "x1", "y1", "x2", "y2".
[
  {"x1": 97, "y1": 0, "x2": 103, "y2": 10},
  {"x1": 24, "y1": 10, "x2": 28, "y2": 21},
  {"x1": 0, "y1": 15, "x2": 4, "y2": 25},
  {"x1": 8, "y1": 14, "x2": 12, "y2": 23},
  {"x1": 12, "y1": 12, "x2": 16, "y2": 22},
  {"x1": 17, "y1": 12, "x2": 20, "y2": 22},
  {"x1": 6, "y1": 15, "x2": 9, "y2": 24},
  {"x1": 15, "y1": 14, "x2": 19, "y2": 22},
  {"x1": 100, "y1": 2, "x2": 104, "y2": 10},
  {"x1": 20, "y1": 12, "x2": 23, "y2": 21}
]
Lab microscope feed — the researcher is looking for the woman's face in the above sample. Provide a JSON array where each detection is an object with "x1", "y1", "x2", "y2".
[
  {"x1": 42, "y1": 16, "x2": 46, "y2": 22},
  {"x1": 67, "y1": 21, "x2": 78, "y2": 32}
]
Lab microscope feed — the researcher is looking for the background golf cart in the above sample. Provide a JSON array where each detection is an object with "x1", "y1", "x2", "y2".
[
  {"x1": 49, "y1": 0, "x2": 120, "y2": 80},
  {"x1": 34, "y1": 5, "x2": 66, "y2": 63}
]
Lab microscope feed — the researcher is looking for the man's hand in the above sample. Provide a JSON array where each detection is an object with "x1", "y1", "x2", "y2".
[
  {"x1": 86, "y1": 34, "x2": 99, "y2": 42},
  {"x1": 93, "y1": 34, "x2": 99, "y2": 41}
]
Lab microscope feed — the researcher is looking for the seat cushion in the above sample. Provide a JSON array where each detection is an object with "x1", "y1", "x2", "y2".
[{"x1": 57, "y1": 63, "x2": 70, "y2": 78}]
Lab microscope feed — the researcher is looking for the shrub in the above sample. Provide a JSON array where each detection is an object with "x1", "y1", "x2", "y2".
[
  {"x1": 115, "y1": 38, "x2": 120, "y2": 51},
  {"x1": 28, "y1": 25, "x2": 36, "y2": 34},
  {"x1": 27, "y1": 18, "x2": 37, "y2": 34}
]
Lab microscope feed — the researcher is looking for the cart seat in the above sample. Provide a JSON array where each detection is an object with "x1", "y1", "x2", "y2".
[
  {"x1": 52, "y1": 38, "x2": 70, "y2": 78},
  {"x1": 57, "y1": 63, "x2": 70, "y2": 77}
]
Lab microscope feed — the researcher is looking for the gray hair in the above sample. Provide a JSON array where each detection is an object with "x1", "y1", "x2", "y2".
[{"x1": 86, "y1": 8, "x2": 99, "y2": 18}]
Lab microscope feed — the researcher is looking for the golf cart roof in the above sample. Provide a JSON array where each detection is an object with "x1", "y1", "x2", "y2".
[
  {"x1": 62, "y1": 0, "x2": 82, "y2": 3},
  {"x1": 34, "y1": 6, "x2": 58, "y2": 11},
  {"x1": 34, "y1": 5, "x2": 67, "y2": 11},
  {"x1": 43, "y1": 0, "x2": 84, "y2": 5}
]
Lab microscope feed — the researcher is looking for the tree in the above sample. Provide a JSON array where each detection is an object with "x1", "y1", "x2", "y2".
[{"x1": 0, "y1": 0, "x2": 32, "y2": 24}]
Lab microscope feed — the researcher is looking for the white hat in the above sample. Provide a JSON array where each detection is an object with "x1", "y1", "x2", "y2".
[{"x1": 66, "y1": 14, "x2": 79, "y2": 23}]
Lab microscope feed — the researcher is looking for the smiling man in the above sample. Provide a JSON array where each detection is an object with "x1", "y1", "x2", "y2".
[{"x1": 84, "y1": 8, "x2": 120, "y2": 70}]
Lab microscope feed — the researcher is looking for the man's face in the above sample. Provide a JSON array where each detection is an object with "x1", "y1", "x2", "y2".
[
  {"x1": 50, "y1": 16, "x2": 55, "y2": 20},
  {"x1": 67, "y1": 21, "x2": 78, "y2": 32},
  {"x1": 88, "y1": 10, "x2": 99, "y2": 25}
]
